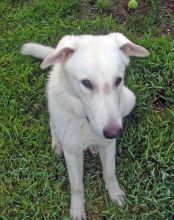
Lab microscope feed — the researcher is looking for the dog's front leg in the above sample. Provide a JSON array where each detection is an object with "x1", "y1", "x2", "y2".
[
  {"x1": 98, "y1": 143, "x2": 125, "y2": 207},
  {"x1": 63, "y1": 148, "x2": 86, "y2": 220}
]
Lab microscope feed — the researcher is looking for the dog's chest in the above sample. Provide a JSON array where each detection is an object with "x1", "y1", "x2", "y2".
[{"x1": 51, "y1": 110, "x2": 112, "y2": 151}]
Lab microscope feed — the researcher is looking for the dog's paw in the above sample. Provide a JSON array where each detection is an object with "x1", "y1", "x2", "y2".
[
  {"x1": 109, "y1": 188, "x2": 125, "y2": 207},
  {"x1": 70, "y1": 207, "x2": 86, "y2": 220},
  {"x1": 88, "y1": 145, "x2": 98, "y2": 156}
]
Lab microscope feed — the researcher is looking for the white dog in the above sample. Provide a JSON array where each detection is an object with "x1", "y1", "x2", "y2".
[{"x1": 21, "y1": 33, "x2": 149, "y2": 220}]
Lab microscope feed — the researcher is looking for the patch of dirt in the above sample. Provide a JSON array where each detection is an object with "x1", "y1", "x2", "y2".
[
  {"x1": 156, "y1": 23, "x2": 173, "y2": 36},
  {"x1": 153, "y1": 90, "x2": 167, "y2": 110},
  {"x1": 156, "y1": 0, "x2": 174, "y2": 36},
  {"x1": 164, "y1": 0, "x2": 174, "y2": 14},
  {"x1": 81, "y1": 0, "x2": 173, "y2": 37},
  {"x1": 112, "y1": 1, "x2": 149, "y2": 20},
  {"x1": 81, "y1": 0, "x2": 149, "y2": 23}
]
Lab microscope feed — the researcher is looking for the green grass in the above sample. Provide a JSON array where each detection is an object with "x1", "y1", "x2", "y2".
[{"x1": 0, "y1": 0, "x2": 174, "y2": 219}]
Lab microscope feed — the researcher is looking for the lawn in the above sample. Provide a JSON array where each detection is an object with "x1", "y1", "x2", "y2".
[{"x1": 0, "y1": 0, "x2": 174, "y2": 219}]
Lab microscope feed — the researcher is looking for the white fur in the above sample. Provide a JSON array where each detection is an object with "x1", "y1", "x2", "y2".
[
  {"x1": 21, "y1": 32, "x2": 148, "y2": 220},
  {"x1": 21, "y1": 43, "x2": 54, "y2": 59}
]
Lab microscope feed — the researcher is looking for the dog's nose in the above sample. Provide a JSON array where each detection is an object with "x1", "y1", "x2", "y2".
[{"x1": 103, "y1": 126, "x2": 123, "y2": 139}]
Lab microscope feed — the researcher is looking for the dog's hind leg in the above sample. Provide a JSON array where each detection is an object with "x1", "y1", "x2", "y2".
[
  {"x1": 120, "y1": 86, "x2": 136, "y2": 117},
  {"x1": 50, "y1": 118, "x2": 62, "y2": 156}
]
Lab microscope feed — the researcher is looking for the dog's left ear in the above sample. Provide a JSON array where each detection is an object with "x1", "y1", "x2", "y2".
[
  {"x1": 120, "y1": 43, "x2": 149, "y2": 57},
  {"x1": 110, "y1": 33, "x2": 149, "y2": 57},
  {"x1": 40, "y1": 47, "x2": 75, "y2": 69}
]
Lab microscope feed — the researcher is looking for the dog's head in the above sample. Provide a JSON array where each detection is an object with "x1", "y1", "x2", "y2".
[{"x1": 41, "y1": 33, "x2": 149, "y2": 139}]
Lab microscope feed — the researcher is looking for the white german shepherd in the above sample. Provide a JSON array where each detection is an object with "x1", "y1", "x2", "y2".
[{"x1": 21, "y1": 33, "x2": 149, "y2": 220}]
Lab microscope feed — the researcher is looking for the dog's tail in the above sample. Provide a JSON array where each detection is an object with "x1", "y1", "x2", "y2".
[{"x1": 21, "y1": 43, "x2": 54, "y2": 60}]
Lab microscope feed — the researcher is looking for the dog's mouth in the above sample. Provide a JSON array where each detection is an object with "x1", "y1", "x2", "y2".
[{"x1": 86, "y1": 115, "x2": 90, "y2": 123}]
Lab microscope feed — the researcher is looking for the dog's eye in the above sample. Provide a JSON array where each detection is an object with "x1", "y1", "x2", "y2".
[
  {"x1": 114, "y1": 77, "x2": 122, "y2": 87},
  {"x1": 81, "y1": 79, "x2": 94, "y2": 90}
]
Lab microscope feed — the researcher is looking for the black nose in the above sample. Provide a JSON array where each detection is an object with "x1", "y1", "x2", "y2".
[{"x1": 103, "y1": 126, "x2": 123, "y2": 139}]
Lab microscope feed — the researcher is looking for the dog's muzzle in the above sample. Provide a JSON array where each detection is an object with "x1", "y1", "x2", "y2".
[{"x1": 103, "y1": 126, "x2": 123, "y2": 139}]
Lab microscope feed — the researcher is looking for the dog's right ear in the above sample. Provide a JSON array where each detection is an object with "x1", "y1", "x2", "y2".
[{"x1": 40, "y1": 47, "x2": 75, "y2": 69}]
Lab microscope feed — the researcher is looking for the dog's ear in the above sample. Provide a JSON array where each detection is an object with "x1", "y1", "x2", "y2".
[
  {"x1": 110, "y1": 33, "x2": 149, "y2": 57},
  {"x1": 120, "y1": 43, "x2": 149, "y2": 57},
  {"x1": 40, "y1": 47, "x2": 75, "y2": 69}
]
